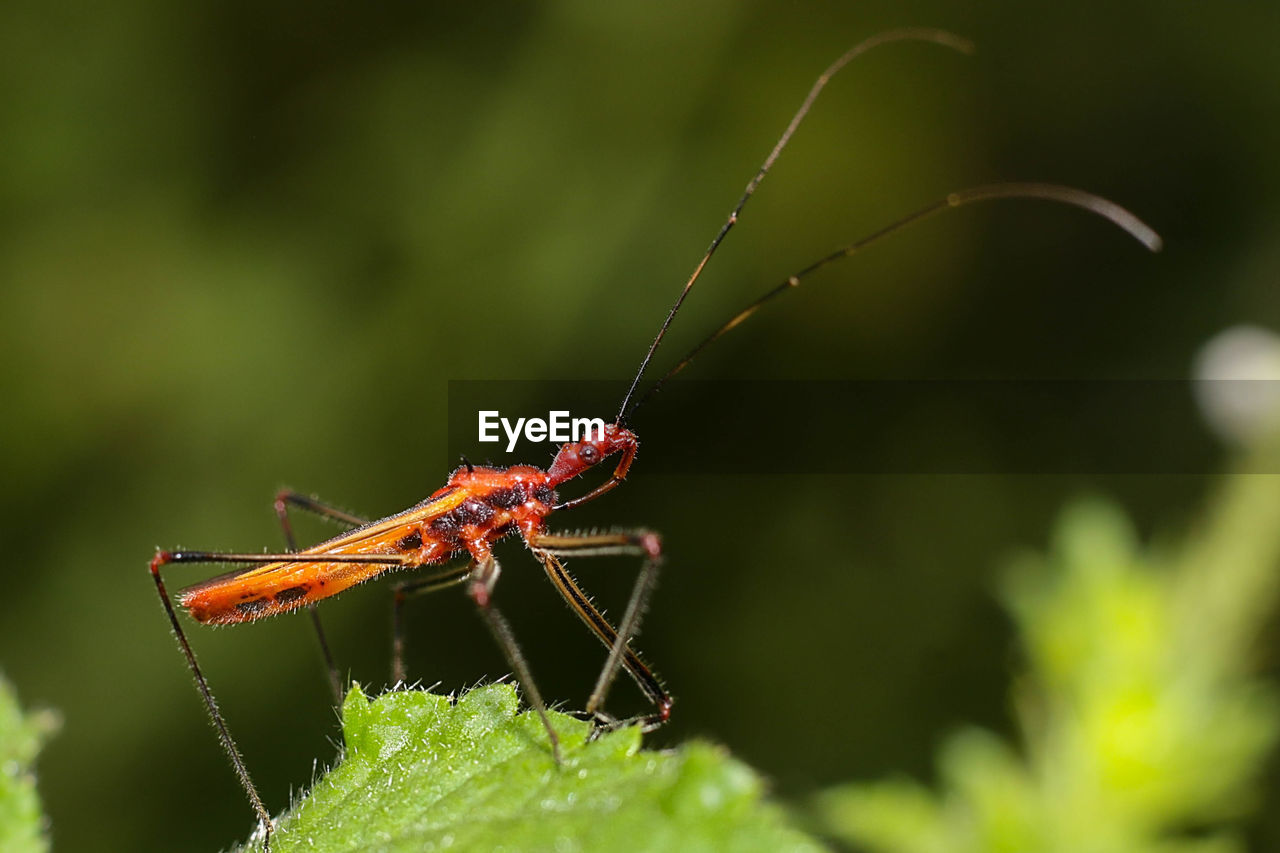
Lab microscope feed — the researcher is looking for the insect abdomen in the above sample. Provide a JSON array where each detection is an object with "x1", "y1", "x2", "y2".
[{"x1": 180, "y1": 562, "x2": 387, "y2": 625}]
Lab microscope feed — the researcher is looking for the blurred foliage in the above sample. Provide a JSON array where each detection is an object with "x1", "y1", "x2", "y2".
[
  {"x1": 816, "y1": 434, "x2": 1280, "y2": 852},
  {"x1": 2, "y1": 1, "x2": 1279, "y2": 850},
  {"x1": 0, "y1": 673, "x2": 57, "y2": 853},
  {"x1": 239, "y1": 683, "x2": 821, "y2": 852}
]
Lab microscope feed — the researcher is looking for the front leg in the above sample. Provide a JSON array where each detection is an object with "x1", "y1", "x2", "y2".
[{"x1": 527, "y1": 529, "x2": 672, "y2": 732}]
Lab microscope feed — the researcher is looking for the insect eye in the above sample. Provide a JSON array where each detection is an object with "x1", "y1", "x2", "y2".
[{"x1": 580, "y1": 445, "x2": 600, "y2": 464}]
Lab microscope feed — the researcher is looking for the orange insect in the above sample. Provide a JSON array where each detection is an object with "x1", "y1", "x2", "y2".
[{"x1": 151, "y1": 28, "x2": 1161, "y2": 849}]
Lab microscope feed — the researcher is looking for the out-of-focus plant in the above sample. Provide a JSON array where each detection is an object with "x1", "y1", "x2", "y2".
[
  {"x1": 0, "y1": 673, "x2": 57, "y2": 853},
  {"x1": 816, "y1": 422, "x2": 1280, "y2": 852}
]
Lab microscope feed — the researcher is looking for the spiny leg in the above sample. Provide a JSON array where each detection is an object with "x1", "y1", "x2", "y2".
[
  {"x1": 151, "y1": 547, "x2": 409, "y2": 846},
  {"x1": 390, "y1": 564, "x2": 472, "y2": 685},
  {"x1": 150, "y1": 551, "x2": 273, "y2": 849},
  {"x1": 274, "y1": 490, "x2": 368, "y2": 540},
  {"x1": 274, "y1": 490, "x2": 369, "y2": 704},
  {"x1": 468, "y1": 555, "x2": 562, "y2": 763},
  {"x1": 529, "y1": 530, "x2": 671, "y2": 732}
]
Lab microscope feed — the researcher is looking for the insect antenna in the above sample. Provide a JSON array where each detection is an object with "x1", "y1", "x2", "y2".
[
  {"x1": 622, "y1": 182, "x2": 1162, "y2": 420},
  {"x1": 614, "y1": 27, "x2": 976, "y2": 424}
]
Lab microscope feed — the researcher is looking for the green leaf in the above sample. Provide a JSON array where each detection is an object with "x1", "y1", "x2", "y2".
[
  {"x1": 239, "y1": 684, "x2": 822, "y2": 853},
  {"x1": 0, "y1": 672, "x2": 58, "y2": 853},
  {"x1": 814, "y1": 488, "x2": 1280, "y2": 853}
]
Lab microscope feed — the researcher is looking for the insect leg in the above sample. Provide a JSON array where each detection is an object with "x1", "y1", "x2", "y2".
[
  {"x1": 273, "y1": 490, "x2": 369, "y2": 704},
  {"x1": 150, "y1": 550, "x2": 273, "y2": 849},
  {"x1": 274, "y1": 490, "x2": 368, "y2": 542},
  {"x1": 390, "y1": 563, "x2": 472, "y2": 685},
  {"x1": 467, "y1": 555, "x2": 562, "y2": 764},
  {"x1": 528, "y1": 530, "x2": 671, "y2": 732}
]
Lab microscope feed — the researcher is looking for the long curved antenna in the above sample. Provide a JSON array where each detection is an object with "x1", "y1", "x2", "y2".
[
  {"x1": 622, "y1": 182, "x2": 1162, "y2": 420},
  {"x1": 614, "y1": 28, "x2": 976, "y2": 424}
]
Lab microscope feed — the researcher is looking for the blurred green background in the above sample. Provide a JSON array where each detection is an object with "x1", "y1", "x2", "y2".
[{"x1": 3, "y1": 1, "x2": 1280, "y2": 850}]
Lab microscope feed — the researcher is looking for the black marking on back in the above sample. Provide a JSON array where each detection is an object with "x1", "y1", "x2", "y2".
[
  {"x1": 274, "y1": 586, "x2": 308, "y2": 605},
  {"x1": 236, "y1": 598, "x2": 270, "y2": 616},
  {"x1": 429, "y1": 499, "x2": 500, "y2": 544},
  {"x1": 429, "y1": 513, "x2": 461, "y2": 539},
  {"x1": 534, "y1": 485, "x2": 556, "y2": 506},
  {"x1": 486, "y1": 486, "x2": 523, "y2": 510},
  {"x1": 457, "y1": 499, "x2": 495, "y2": 527},
  {"x1": 397, "y1": 530, "x2": 423, "y2": 551}
]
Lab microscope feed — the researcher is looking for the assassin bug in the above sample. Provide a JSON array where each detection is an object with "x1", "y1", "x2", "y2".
[{"x1": 150, "y1": 28, "x2": 1161, "y2": 848}]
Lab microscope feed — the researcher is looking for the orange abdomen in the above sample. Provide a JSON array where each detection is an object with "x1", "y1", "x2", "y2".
[{"x1": 180, "y1": 559, "x2": 398, "y2": 625}]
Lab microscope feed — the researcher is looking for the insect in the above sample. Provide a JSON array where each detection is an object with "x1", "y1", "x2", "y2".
[{"x1": 150, "y1": 28, "x2": 1160, "y2": 849}]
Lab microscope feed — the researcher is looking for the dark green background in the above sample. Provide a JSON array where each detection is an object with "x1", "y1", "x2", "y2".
[{"x1": 3, "y1": 2, "x2": 1279, "y2": 850}]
